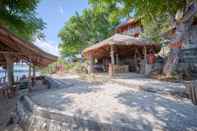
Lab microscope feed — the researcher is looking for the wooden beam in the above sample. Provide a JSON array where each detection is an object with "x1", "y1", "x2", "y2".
[
  {"x1": 0, "y1": 51, "x2": 33, "y2": 56},
  {"x1": 0, "y1": 51, "x2": 45, "y2": 65},
  {"x1": 0, "y1": 62, "x2": 7, "y2": 67}
]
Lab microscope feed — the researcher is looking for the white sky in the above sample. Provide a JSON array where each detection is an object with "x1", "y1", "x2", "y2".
[{"x1": 34, "y1": 39, "x2": 60, "y2": 56}]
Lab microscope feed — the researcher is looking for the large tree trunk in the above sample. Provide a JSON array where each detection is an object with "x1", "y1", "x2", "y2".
[
  {"x1": 163, "y1": 1, "x2": 197, "y2": 77},
  {"x1": 163, "y1": 49, "x2": 180, "y2": 77}
]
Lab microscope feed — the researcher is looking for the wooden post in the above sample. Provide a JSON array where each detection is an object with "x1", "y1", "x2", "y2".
[
  {"x1": 88, "y1": 53, "x2": 94, "y2": 74},
  {"x1": 33, "y1": 65, "x2": 36, "y2": 78},
  {"x1": 32, "y1": 65, "x2": 36, "y2": 86},
  {"x1": 4, "y1": 70, "x2": 6, "y2": 82},
  {"x1": 110, "y1": 45, "x2": 115, "y2": 65},
  {"x1": 7, "y1": 62, "x2": 14, "y2": 86},
  {"x1": 109, "y1": 45, "x2": 116, "y2": 76},
  {"x1": 134, "y1": 48, "x2": 137, "y2": 71},
  {"x1": 4, "y1": 54, "x2": 14, "y2": 87},
  {"x1": 144, "y1": 46, "x2": 147, "y2": 63},
  {"x1": 28, "y1": 63, "x2": 33, "y2": 92},
  {"x1": 163, "y1": 47, "x2": 165, "y2": 57},
  {"x1": 144, "y1": 46, "x2": 148, "y2": 74},
  {"x1": 28, "y1": 64, "x2": 32, "y2": 79},
  {"x1": 115, "y1": 54, "x2": 119, "y2": 65}
]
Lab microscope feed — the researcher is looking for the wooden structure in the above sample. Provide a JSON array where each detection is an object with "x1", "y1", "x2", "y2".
[
  {"x1": 115, "y1": 19, "x2": 143, "y2": 37},
  {"x1": 0, "y1": 26, "x2": 57, "y2": 90},
  {"x1": 83, "y1": 18, "x2": 160, "y2": 75},
  {"x1": 83, "y1": 34, "x2": 160, "y2": 75}
]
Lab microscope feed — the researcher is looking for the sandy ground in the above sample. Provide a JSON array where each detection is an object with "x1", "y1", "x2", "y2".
[
  {"x1": 0, "y1": 80, "x2": 50, "y2": 131},
  {"x1": 0, "y1": 96, "x2": 23, "y2": 131},
  {"x1": 30, "y1": 74, "x2": 197, "y2": 131},
  {"x1": 0, "y1": 96, "x2": 16, "y2": 130},
  {"x1": 111, "y1": 73, "x2": 186, "y2": 96}
]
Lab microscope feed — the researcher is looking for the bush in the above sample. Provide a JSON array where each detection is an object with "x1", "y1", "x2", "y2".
[{"x1": 64, "y1": 62, "x2": 88, "y2": 74}]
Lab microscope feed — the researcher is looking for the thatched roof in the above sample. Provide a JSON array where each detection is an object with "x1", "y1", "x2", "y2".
[
  {"x1": 0, "y1": 26, "x2": 58, "y2": 67},
  {"x1": 83, "y1": 34, "x2": 160, "y2": 59}
]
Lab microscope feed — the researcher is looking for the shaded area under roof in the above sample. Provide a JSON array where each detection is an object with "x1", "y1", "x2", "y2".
[
  {"x1": 83, "y1": 34, "x2": 161, "y2": 59},
  {"x1": 0, "y1": 26, "x2": 58, "y2": 67}
]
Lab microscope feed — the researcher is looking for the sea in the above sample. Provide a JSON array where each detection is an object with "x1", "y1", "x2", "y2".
[{"x1": 0, "y1": 63, "x2": 40, "y2": 81}]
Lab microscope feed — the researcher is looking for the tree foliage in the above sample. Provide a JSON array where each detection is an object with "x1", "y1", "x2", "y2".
[
  {"x1": 89, "y1": 0, "x2": 193, "y2": 41},
  {"x1": 58, "y1": 8, "x2": 119, "y2": 57},
  {"x1": 0, "y1": 0, "x2": 45, "y2": 41},
  {"x1": 59, "y1": 0, "x2": 195, "y2": 57}
]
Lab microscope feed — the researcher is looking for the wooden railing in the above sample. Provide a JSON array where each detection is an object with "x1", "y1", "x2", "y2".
[{"x1": 109, "y1": 64, "x2": 129, "y2": 76}]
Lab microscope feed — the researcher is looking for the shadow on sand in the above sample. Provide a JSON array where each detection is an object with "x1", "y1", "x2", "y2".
[{"x1": 114, "y1": 91, "x2": 197, "y2": 130}]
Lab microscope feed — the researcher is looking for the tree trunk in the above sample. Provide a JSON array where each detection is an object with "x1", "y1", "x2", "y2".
[
  {"x1": 163, "y1": 48, "x2": 181, "y2": 77},
  {"x1": 163, "y1": 2, "x2": 197, "y2": 77}
]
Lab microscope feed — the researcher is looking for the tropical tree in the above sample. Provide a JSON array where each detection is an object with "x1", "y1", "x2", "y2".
[
  {"x1": 58, "y1": 8, "x2": 119, "y2": 57},
  {"x1": 89, "y1": 0, "x2": 197, "y2": 77},
  {"x1": 0, "y1": 0, "x2": 45, "y2": 41},
  {"x1": 88, "y1": 0, "x2": 191, "y2": 41}
]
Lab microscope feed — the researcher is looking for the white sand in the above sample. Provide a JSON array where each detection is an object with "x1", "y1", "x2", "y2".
[{"x1": 30, "y1": 74, "x2": 197, "y2": 131}]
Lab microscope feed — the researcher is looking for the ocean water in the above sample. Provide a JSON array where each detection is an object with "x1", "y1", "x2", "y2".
[
  {"x1": 0, "y1": 70, "x2": 29, "y2": 80},
  {"x1": 0, "y1": 70, "x2": 40, "y2": 82},
  {"x1": 0, "y1": 63, "x2": 40, "y2": 82}
]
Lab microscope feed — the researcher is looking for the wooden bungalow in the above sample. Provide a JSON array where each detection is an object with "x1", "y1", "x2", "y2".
[
  {"x1": 83, "y1": 19, "x2": 160, "y2": 76},
  {"x1": 83, "y1": 19, "x2": 160, "y2": 75},
  {"x1": 83, "y1": 34, "x2": 160, "y2": 75},
  {"x1": 0, "y1": 26, "x2": 57, "y2": 87}
]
